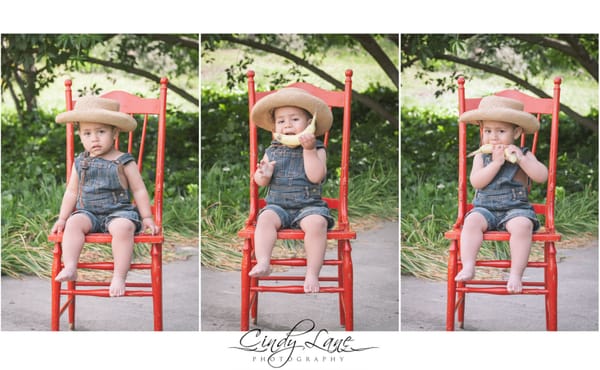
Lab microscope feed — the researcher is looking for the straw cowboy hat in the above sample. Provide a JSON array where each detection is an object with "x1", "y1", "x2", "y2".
[
  {"x1": 250, "y1": 87, "x2": 333, "y2": 136},
  {"x1": 55, "y1": 96, "x2": 137, "y2": 132},
  {"x1": 459, "y1": 95, "x2": 540, "y2": 134}
]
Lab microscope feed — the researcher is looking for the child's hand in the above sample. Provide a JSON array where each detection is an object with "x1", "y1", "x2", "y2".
[
  {"x1": 504, "y1": 144, "x2": 523, "y2": 163},
  {"x1": 142, "y1": 217, "x2": 160, "y2": 235},
  {"x1": 491, "y1": 144, "x2": 507, "y2": 164},
  {"x1": 257, "y1": 158, "x2": 276, "y2": 178},
  {"x1": 298, "y1": 133, "x2": 316, "y2": 150},
  {"x1": 51, "y1": 219, "x2": 66, "y2": 234}
]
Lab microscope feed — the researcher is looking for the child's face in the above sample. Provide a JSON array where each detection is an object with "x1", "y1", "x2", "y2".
[
  {"x1": 481, "y1": 120, "x2": 522, "y2": 146},
  {"x1": 78, "y1": 122, "x2": 118, "y2": 157},
  {"x1": 273, "y1": 106, "x2": 312, "y2": 135}
]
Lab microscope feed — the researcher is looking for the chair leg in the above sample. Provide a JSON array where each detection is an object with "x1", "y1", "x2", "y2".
[
  {"x1": 337, "y1": 241, "x2": 345, "y2": 326},
  {"x1": 151, "y1": 243, "x2": 163, "y2": 331},
  {"x1": 457, "y1": 286, "x2": 465, "y2": 329},
  {"x1": 446, "y1": 240, "x2": 458, "y2": 331},
  {"x1": 545, "y1": 242, "x2": 558, "y2": 331},
  {"x1": 51, "y1": 243, "x2": 62, "y2": 331},
  {"x1": 342, "y1": 240, "x2": 353, "y2": 331},
  {"x1": 250, "y1": 277, "x2": 259, "y2": 324},
  {"x1": 68, "y1": 281, "x2": 76, "y2": 330},
  {"x1": 51, "y1": 280, "x2": 61, "y2": 331},
  {"x1": 241, "y1": 239, "x2": 252, "y2": 331}
]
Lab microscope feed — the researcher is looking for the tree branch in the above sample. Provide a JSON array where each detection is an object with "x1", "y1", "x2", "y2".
[
  {"x1": 512, "y1": 34, "x2": 598, "y2": 81},
  {"x1": 143, "y1": 34, "x2": 199, "y2": 50},
  {"x1": 83, "y1": 56, "x2": 199, "y2": 106},
  {"x1": 352, "y1": 34, "x2": 398, "y2": 88},
  {"x1": 221, "y1": 35, "x2": 399, "y2": 129},
  {"x1": 437, "y1": 52, "x2": 598, "y2": 133}
]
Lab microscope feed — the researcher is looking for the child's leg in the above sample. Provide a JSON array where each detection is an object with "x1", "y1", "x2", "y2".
[
  {"x1": 299, "y1": 215, "x2": 328, "y2": 293},
  {"x1": 249, "y1": 210, "x2": 281, "y2": 277},
  {"x1": 107, "y1": 218, "x2": 136, "y2": 297},
  {"x1": 55, "y1": 214, "x2": 92, "y2": 282},
  {"x1": 456, "y1": 212, "x2": 488, "y2": 281},
  {"x1": 504, "y1": 217, "x2": 533, "y2": 293}
]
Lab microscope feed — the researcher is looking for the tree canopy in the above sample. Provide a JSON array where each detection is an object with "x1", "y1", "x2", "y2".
[
  {"x1": 202, "y1": 34, "x2": 399, "y2": 129},
  {"x1": 401, "y1": 34, "x2": 598, "y2": 133},
  {"x1": 1, "y1": 34, "x2": 199, "y2": 122}
]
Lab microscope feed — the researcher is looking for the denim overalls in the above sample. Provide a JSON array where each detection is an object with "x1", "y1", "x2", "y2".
[
  {"x1": 260, "y1": 140, "x2": 334, "y2": 229},
  {"x1": 469, "y1": 148, "x2": 540, "y2": 231},
  {"x1": 72, "y1": 151, "x2": 142, "y2": 233}
]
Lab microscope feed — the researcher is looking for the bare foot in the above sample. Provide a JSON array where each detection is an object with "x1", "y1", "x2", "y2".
[
  {"x1": 109, "y1": 276, "x2": 127, "y2": 297},
  {"x1": 303, "y1": 274, "x2": 320, "y2": 293},
  {"x1": 248, "y1": 263, "x2": 271, "y2": 277},
  {"x1": 55, "y1": 267, "x2": 78, "y2": 282},
  {"x1": 454, "y1": 267, "x2": 475, "y2": 282},
  {"x1": 506, "y1": 274, "x2": 523, "y2": 293}
]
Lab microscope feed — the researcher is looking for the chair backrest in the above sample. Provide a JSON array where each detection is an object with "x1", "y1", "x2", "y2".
[
  {"x1": 455, "y1": 76, "x2": 562, "y2": 232},
  {"x1": 245, "y1": 70, "x2": 354, "y2": 231},
  {"x1": 61, "y1": 78, "x2": 168, "y2": 227}
]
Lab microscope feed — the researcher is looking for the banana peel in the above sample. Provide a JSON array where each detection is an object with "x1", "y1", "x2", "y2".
[{"x1": 467, "y1": 143, "x2": 518, "y2": 164}]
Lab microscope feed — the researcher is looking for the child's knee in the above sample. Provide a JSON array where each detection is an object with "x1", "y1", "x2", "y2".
[
  {"x1": 107, "y1": 218, "x2": 135, "y2": 235},
  {"x1": 464, "y1": 212, "x2": 487, "y2": 230},
  {"x1": 65, "y1": 214, "x2": 92, "y2": 232},
  {"x1": 257, "y1": 210, "x2": 282, "y2": 228},
  {"x1": 300, "y1": 214, "x2": 327, "y2": 231},
  {"x1": 506, "y1": 217, "x2": 533, "y2": 234}
]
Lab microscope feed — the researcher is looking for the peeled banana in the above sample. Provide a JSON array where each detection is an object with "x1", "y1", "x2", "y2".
[
  {"x1": 467, "y1": 143, "x2": 519, "y2": 164},
  {"x1": 274, "y1": 112, "x2": 317, "y2": 148}
]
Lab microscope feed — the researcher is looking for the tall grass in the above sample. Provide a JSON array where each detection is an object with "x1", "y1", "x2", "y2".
[
  {"x1": 1, "y1": 177, "x2": 198, "y2": 278},
  {"x1": 401, "y1": 177, "x2": 598, "y2": 280},
  {"x1": 201, "y1": 159, "x2": 398, "y2": 271}
]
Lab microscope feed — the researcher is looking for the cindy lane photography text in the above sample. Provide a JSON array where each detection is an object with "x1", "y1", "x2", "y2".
[{"x1": 230, "y1": 319, "x2": 378, "y2": 368}]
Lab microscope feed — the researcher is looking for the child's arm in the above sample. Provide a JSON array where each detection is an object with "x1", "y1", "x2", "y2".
[
  {"x1": 506, "y1": 144, "x2": 548, "y2": 183},
  {"x1": 469, "y1": 145, "x2": 505, "y2": 189},
  {"x1": 299, "y1": 134, "x2": 327, "y2": 184},
  {"x1": 51, "y1": 165, "x2": 79, "y2": 234},
  {"x1": 254, "y1": 153, "x2": 276, "y2": 187},
  {"x1": 123, "y1": 162, "x2": 160, "y2": 234}
]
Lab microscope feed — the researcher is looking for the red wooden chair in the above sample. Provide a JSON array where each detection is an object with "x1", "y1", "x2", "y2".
[
  {"x1": 48, "y1": 78, "x2": 168, "y2": 330},
  {"x1": 238, "y1": 70, "x2": 357, "y2": 331},
  {"x1": 445, "y1": 76, "x2": 562, "y2": 330}
]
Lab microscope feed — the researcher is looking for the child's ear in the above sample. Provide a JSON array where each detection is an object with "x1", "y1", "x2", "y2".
[
  {"x1": 113, "y1": 127, "x2": 121, "y2": 138},
  {"x1": 514, "y1": 126, "x2": 523, "y2": 140}
]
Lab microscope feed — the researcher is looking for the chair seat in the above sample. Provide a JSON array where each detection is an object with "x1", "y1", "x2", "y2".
[
  {"x1": 238, "y1": 226, "x2": 356, "y2": 240},
  {"x1": 444, "y1": 228, "x2": 561, "y2": 242},
  {"x1": 49, "y1": 232, "x2": 164, "y2": 244}
]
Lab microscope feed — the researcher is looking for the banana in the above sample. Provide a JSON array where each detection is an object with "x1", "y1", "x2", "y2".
[
  {"x1": 274, "y1": 111, "x2": 317, "y2": 148},
  {"x1": 467, "y1": 143, "x2": 518, "y2": 163}
]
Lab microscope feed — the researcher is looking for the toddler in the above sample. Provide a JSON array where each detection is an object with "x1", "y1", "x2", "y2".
[
  {"x1": 52, "y1": 96, "x2": 159, "y2": 297},
  {"x1": 248, "y1": 88, "x2": 335, "y2": 293},
  {"x1": 455, "y1": 95, "x2": 548, "y2": 293}
]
